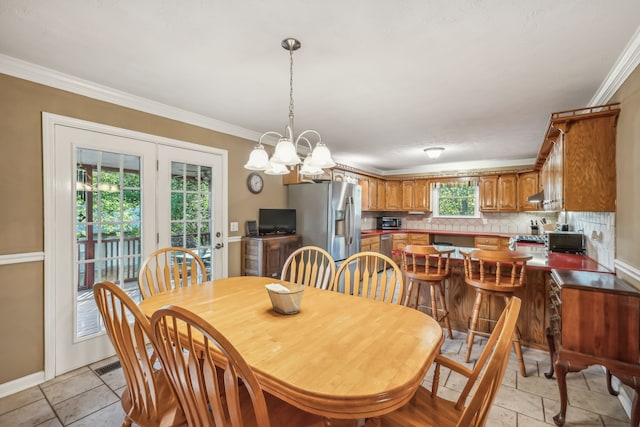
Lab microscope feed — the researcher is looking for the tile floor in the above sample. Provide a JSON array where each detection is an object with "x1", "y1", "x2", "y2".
[{"x1": 0, "y1": 331, "x2": 631, "y2": 426}]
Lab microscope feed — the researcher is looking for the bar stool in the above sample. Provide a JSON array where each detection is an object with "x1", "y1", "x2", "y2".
[
  {"x1": 461, "y1": 249, "x2": 531, "y2": 376},
  {"x1": 400, "y1": 244, "x2": 454, "y2": 339}
]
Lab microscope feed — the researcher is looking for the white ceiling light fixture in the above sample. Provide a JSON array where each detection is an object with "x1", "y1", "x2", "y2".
[
  {"x1": 244, "y1": 38, "x2": 336, "y2": 176},
  {"x1": 424, "y1": 147, "x2": 445, "y2": 160}
]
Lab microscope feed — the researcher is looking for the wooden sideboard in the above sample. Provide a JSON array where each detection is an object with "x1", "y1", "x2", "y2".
[
  {"x1": 240, "y1": 235, "x2": 302, "y2": 278},
  {"x1": 546, "y1": 269, "x2": 640, "y2": 426}
]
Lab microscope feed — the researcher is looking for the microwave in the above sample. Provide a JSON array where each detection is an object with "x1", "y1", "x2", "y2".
[
  {"x1": 377, "y1": 216, "x2": 401, "y2": 230},
  {"x1": 547, "y1": 231, "x2": 585, "y2": 254}
]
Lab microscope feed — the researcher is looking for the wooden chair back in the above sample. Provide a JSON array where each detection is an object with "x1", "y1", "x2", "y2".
[
  {"x1": 281, "y1": 246, "x2": 336, "y2": 290},
  {"x1": 365, "y1": 297, "x2": 522, "y2": 427},
  {"x1": 456, "y1": 297, "x2": 522, "y2": 426},
  {"x1": 93, "y1": 281, "x2": 184, "y2": 427},
  {"x1": 461, "y1": 249, "x2": 530, "y2": 292},
  {"x1": 332, "y1": 251, "x2": 406, "y2": 305},
  {"x1": 400, "y1": 244, "x2": 452, "y2": 280},
  {"x1": 138, "y1": 247, "x2": 208, "y2": 299},
  {"x1": 150, "y1": 305, "x2": 271, "y2": 427}
]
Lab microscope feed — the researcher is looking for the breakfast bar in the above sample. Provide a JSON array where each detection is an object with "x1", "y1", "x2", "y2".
[{"x1": 376, "y1": 230, "x2": 611, "y2": 350}]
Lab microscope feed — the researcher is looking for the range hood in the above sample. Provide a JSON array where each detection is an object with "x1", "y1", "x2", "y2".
[{"x1": 526, "y1": 190, "x2": 545, "y2": 203}]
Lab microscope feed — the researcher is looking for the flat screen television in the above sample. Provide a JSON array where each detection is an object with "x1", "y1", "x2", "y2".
[{"x1": 258, "y1": 208, "x2": 296, "y2": 235}]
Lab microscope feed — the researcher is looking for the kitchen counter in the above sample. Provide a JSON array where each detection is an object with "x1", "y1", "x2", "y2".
[
  {"x1": 451, "y1": 246, "x2": 610, "y2": 273},
  {"x1": 361, "y1": 229, "x2": 518, "y2": 238},
  {"x1": 365, "y1": 229, "x2": 611, "y2": 274}
]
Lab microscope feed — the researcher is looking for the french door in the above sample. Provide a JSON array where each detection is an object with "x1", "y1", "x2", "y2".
[{"x1": 45, "y1": 115, "x2": 227, "y2": 376}]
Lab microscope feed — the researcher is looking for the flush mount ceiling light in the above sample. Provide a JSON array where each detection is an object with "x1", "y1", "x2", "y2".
[
  {"x1": 424, "y1": 147, "x2": 445, "y2": 159},
  {"x1": 244, "y1": 38, "x2": 336, "y2": 176}
]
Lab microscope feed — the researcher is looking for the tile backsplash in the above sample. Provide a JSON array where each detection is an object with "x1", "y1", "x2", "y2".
[
  {"x1": 563, "y1": 211, "x2": 615, "y2": 270},
  {"x1": 362, "y1": 212, "x2": 559, "y2": 235}
]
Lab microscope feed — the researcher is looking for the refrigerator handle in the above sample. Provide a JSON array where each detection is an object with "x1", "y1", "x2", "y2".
[{"x1": 346, "y1": 196, "x2": 353, "y2": 245}]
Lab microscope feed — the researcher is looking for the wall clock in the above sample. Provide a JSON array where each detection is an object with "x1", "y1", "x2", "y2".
[{"x1": 247, "y1": 172, "x2": 264, "y2": 194}]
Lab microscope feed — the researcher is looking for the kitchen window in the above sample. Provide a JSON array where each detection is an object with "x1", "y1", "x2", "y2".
[{"x1": 431, "y1": 181, "x2": 479, "y2": 218}]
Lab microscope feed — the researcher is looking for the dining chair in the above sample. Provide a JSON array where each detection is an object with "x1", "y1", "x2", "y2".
[
  {"x1": 281, "y1": 245, "x2": 336, "y2": 290},
  {"x1": 332, "y1": 251, "x2": 406, "y2": 305},
  {"x1": 462, "y1": 249, "x2": 531, "y2": 377},
  {"x1": 138, "y1": 246, "x2": 207, "y2": 299},
  {"x1": 400, "y1": 244, "x2": 454, "y2": 338},
  {"x1": 365, "y1": 297, "x2": 522, "y2": 427},
  {"x1": 150, "y1": 304, "x2": 324, "y2": 427},
  {"x1": 93, "y1": 281, "x2": 185, "y2": 427}
]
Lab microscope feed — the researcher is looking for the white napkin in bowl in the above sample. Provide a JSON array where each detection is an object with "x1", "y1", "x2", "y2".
[{"x1": 265, "y1": 283, "x2": 292, "y2": 293}]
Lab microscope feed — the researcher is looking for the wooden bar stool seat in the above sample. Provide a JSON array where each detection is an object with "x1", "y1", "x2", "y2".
[
  {"x1": 461, "y1": 249, "x2": 531, "y2": 377},
  {"x1": 400, "y1": 244, "x2": 455, "y2": 339}
]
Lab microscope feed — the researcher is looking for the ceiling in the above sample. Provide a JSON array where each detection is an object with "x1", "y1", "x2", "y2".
[{"x1": 1, "y1": 1, "x2": 639, "y2": 175}]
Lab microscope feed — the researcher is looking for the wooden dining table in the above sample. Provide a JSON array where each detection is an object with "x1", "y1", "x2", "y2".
[{"x1": 138, "y1": 276, "x2": 444, "y2": 426}]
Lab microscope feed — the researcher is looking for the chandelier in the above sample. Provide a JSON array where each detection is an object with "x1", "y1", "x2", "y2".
[{"x1": 244, "y1": 38, "x2": 336, "y2": 175}]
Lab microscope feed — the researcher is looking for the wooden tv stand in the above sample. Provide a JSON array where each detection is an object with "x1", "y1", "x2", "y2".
[
  {"x1": 240, "y1": 234, "x2": 302, "y2": 278},
  {"x1": 546, "y1": 269, "x2": 640, "y2": 426}
]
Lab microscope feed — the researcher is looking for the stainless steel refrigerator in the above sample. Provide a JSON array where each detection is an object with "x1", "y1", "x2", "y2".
[{"x1": 288, "y1": 182, "x2": 361, "y2": 262}]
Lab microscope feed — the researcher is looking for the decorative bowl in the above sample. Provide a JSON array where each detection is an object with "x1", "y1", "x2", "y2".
[{"x1": 265, "y1": 282, "x2": 305, "y2": 314}]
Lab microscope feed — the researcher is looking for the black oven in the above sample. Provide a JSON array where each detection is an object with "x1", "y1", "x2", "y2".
[{"x1": 377, "y1": 216, "x2": 401, "y2": 230}]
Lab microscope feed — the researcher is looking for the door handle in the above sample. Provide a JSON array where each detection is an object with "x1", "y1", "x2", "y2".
[{"x1": 215, "y1": 243, "x2": 224, "y2": 250}]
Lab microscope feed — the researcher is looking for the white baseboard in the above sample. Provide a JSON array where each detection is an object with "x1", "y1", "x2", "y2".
[{"x1": 0, "y1": 371, "x2": 45, "y2": 399}]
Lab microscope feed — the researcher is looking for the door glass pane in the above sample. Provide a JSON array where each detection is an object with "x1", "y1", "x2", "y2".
[
  {"x1": 170, "y1": 161, "x2": 213, "y2": 277},
  {"x1": 76, "y1": 148, "x2": 143, "y2": 339}
]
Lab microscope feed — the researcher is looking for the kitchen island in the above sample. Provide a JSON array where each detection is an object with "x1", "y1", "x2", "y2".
[{"x1": 372, "y1": 230, "x2": 611, "y2": 350}]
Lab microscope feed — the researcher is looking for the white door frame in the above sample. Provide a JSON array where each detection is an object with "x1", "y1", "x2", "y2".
[{"x1": 42, "y1": 112, "x2": 228, "y2": 379}]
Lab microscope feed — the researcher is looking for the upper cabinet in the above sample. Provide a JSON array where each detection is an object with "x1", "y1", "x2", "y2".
[
  {"x1": 412, "y1": 179, "x2": 430, "y2": 211},
  {"x1": 517, "y1": 171, "x2": 540, "y2": 211},
  {"x1": 400, "y1": 179, "x2": 430, "y2": 211},
  {"x1": 537, "y1": 104, "x2": 619, "y2": 212},
  {"x1": 358, "y1": 175, "x2": 370, "y2": 211},
  {"x1": 385, "y1": 181, "x2": 402, "y2": 210},
  {"x1": 480, "y1": 174, "x2": 517, "y2": 212},
  {"x1": 497, "y1": 174, "x2": 518, "y2": 211},
  {"x1": 479, "y1": 176, "x2": 498, "y2": 211}
]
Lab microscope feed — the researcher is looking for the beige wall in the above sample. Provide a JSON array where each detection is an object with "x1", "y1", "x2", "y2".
[
  {"x1": 611, "y1": 65, "x2": 640, "y2": 287},
  {"x1": 0, "y1": 73, "x2": 288, "y2": 383}
]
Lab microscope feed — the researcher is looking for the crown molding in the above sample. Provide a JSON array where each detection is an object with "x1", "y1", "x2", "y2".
[
  {"x1": 589, "y1": 25, "x2": 640, "y2": 106},
  {"x1": 370, "y1": 158, "x2": 537, "y2": 177},
  {"x1": 0, "y1": 54, "x2": 262, "y2": 143}
]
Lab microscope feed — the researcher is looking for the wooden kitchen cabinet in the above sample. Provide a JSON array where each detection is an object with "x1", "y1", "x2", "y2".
[
  {"x1": 400, "y1": 179, "x2": 431, "y2": 211},
  {"x1": 361, "y1": 235, "x2": 380, "y2": 253},
  {"x1": 241, "y1": 235, "x2": 302, "y2": 278},
  {"x1": 518, "y1": 171, "x2": 540, "y2": 211},
  {"x1": 401, "y1": 180, "x2": 414, "y2": 210},
  {"x1": 367, "y1": 177, "x2": 377, "y2": 210},
  {"x1": 479, "y1": 176, "x2": 498, "y2": 211},
  {"x1": 408, "y1": 233, "x2": 430, "y2": 245},
  {"x1": 385, "y1": 181, "x2": 402, "y2": 210},
  {"x1": 480, "y1": 174, "x2": 517, "y2": 212},
  {"x1": 497, "y1": 174, "x2": 518, "y2": 211},
  {"x1": 539, "y1": 104, "x2": 619, "y2": 212},
  {"x1": 391, "y1": 233, "x2": 408, "y2": 264},
  {"x1": 474, "y1": 236, "x2": 510, "y2": 250},
  {"x1": 541, "y1": 137, "x2": 564, "y2": 212},
  {"x1": 358, "y1": 175, "x2": 370, "y2": 211},
  {"x1": 414, "y1": 179, "x2": 430, "y2": 211},
  {"x1": 376, "y1": 179, "x2": 386, "y2": 210}
]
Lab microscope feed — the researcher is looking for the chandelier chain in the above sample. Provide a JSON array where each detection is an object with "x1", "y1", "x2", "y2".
[{"x1": 289, "y1": 46, "x2": 295, "y2": 121}]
